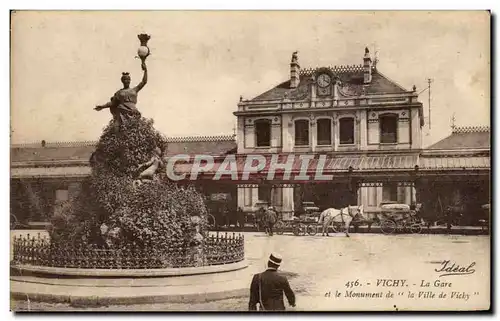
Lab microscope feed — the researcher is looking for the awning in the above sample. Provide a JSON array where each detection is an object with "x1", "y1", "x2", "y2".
[
  {"x1": 420, "y1": 156, "x2": 490, "y2": 170},
  {"x1": 168, "y1": 154, "x2": 420, "y2": 179},
  {"x1": 327, "y1": 155, "x2": 418, "y2": 171},
  {"x1": 12, "y1": 155, "x2": 485, "y2": 181},
  {"x1": 11, "y1": 166, "x2": 91, "y2": 179}
]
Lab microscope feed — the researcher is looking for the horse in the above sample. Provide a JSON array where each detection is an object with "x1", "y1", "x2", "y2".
[{"x1": 318, "y1": 205, "x2": 365, "y2": 237}]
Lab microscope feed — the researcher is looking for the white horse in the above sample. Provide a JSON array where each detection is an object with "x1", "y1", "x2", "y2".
[{"x1": 318, "y1": 205, "x2": 364, "y2": 237}]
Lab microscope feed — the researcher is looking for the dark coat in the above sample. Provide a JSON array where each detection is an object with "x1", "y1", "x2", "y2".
[{"x1": 249, "y1": 269, "x2": 296, "y2": 311}]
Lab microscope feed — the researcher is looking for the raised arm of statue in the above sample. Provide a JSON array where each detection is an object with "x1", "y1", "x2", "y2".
[{"x1": 134, "y1": 61, "x2": 148, "y2": 92}]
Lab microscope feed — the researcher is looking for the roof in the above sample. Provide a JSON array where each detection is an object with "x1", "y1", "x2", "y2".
[
  {"x1": 11, "y1": 135, "x2": 237, "y2": 164},
  {"x1": 427, "y1": 126, "x2": 490, "y2": 150},
  {"x1": 249, "y1": 67, "x2": 408, "y2": 102},
  {"x1": 165, "y1": 136, "x2": 236, "y2": 156},
  {"x1": 419, "y1": 155, "x2": 490, "y2": 170}
]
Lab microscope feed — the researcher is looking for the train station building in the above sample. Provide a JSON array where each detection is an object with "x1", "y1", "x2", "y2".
[{"x1": 10, "y1": 49, "x2": 490, "y2": 227}]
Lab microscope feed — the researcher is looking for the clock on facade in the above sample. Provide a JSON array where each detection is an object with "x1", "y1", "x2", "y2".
[{"x1": 317, "y1": 73, "x2": 332, "y2": 88}]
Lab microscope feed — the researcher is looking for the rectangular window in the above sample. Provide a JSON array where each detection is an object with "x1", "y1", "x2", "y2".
[
  {"x1": 258, "y1": 185, "x2": 271, "y2": 202},
  {"x1": 368, "y1": 187, "x2": 378, "y2": 207},
  {"x1": 382, "y1": 183, "x2": 398, "y2": 202},
  {"x1": 317, "y1": 119, "x2": 332, "y2": 145},
  {"x1": 380, "y1": 114, "x2": 398, "y2": 144},
  {"x1": 244, "y1": 188, "x2": 252, "y2": 206},
  {"x1": 294, "y1": 120, "x2": 310, "y2": 146},
  {"x1": 255, "y1": 120, "x2": 271, "y2": 147},
  {"x1": 271, "y1": 187, "x2": 283, "y2": 206},
  {"x1": 339, "y1": 118, "x2": 355, "y2": 145},
  {"x1": 397, "y1": 186, "x2": 406, "y2": 204}
]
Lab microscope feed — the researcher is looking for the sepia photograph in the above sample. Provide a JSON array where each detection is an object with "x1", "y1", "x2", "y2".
[{"x1": 8, "y1": 10, "x2": 491, "y2": 312}]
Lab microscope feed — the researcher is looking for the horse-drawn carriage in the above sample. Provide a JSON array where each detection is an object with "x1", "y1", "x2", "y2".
[
  {"x1": 274, "y1": 202, "x2": 321, "y2": 236},
  {"x1": 376, "y1": 201, "x2": 423, "y2": 234},
  {"x1": 275, "y1": 215, "x2": 319, "y2": 236},
  {"x1": 205, "y1": 193, "x2": 239, "y2": 229}
]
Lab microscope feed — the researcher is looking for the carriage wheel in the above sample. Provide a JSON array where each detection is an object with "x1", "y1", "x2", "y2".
[
  {"x1": 331, "y1": 221, "x2": 346, "y2": 234},
  {"x1": 275, "y1": 221, "x2": 285, "y2": 235},
  {"x1": 298, "y1": 223, "x2": 307, "y2": 236},
  {"x1": 409, "y1": 223, "x2": 423, "y2": 234},
  {"x1": 380, "y1": 220, "x2": 397, "y2": 235},
  {"x1": 207, "y1": 214, "x2": 216, "y2": 229},
  {"x1": 307, "y1": 224, "x2": 318, "y2": 236},
  {"x1": 293, "y1": 223, "x2": 305, "y2": 236}
]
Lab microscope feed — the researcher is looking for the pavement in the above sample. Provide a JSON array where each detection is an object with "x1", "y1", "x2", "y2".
[
  {"x1": 11, "y1": 231, "x2": 491, "y2": 311},
  {"x1": 228, "y1": 225, "x2": 489, "y2": 235}
]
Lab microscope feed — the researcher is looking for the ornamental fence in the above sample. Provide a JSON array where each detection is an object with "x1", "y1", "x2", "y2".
[{"x1": 11, "y1": 232, "x2": 244, "y2": 269}]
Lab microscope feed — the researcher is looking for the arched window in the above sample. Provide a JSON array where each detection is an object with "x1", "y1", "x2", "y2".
[
  {"x1": 255, "y1": 119, "x2": 271, "y2": 147},
  {"x1": 317, "y1": 118, "x2": 332, "y2": 145},
  {"x1": 380, "y1": 114, "x2": 398, "y2": 143},
  {"x1": 295, "y1": 119, "x2": 310, "y2": 146},
  {"x1": 339, "y1": 118, "x2": 355, "y2": 145}
]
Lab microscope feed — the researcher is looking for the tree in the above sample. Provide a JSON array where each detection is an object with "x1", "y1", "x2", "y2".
[{"x1": 49, "y1": 117, "x2": 208, "y2": 252}]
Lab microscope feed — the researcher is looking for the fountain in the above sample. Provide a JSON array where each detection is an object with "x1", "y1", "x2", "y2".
[{"x1": 10, "y1": 35, "x2": 250, "y2": 307}]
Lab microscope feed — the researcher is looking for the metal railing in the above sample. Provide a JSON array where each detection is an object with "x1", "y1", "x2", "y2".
[{"x1": 11, "y1": 232, "x2": 244, "y2": 269}]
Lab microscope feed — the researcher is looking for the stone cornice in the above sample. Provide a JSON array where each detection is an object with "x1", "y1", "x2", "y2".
[{"x1": 239, "y1": 91, "x2": 418, "y2": 106}]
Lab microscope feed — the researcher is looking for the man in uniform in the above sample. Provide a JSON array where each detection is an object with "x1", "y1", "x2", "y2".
[{"x1": 248, "y1": 253, "x2": 296, "y2": 311}]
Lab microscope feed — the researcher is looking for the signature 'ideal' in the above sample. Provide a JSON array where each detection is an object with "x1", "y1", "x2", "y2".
[{"x1": 434, "y1": 260, "x2": 476, "y2": 277}]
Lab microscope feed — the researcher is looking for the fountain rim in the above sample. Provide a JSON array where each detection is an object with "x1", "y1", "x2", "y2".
[{"x1": 11, "y1": 259, "x2": 248, "y2": 278}]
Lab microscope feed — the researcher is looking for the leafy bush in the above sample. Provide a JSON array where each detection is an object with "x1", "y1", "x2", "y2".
[{"x1": 49, "y1": 117, "x2": 208, "y2": 252}]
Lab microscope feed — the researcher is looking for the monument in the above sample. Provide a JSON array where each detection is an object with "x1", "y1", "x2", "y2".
[{"x1": 11, "y1": 35, "x2": 248, "y2": 306}]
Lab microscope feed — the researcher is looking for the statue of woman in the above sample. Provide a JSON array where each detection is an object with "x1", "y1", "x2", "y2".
[{"x1": 94, "y1": 61, "x2": 148, "y2": 130}]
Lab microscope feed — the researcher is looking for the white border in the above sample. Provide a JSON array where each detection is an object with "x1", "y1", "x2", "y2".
[{"x1": 2, "y1": 2, "x2": 498, "y2": 320}]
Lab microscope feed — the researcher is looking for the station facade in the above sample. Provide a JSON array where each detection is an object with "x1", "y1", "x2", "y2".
[{"x1": 10, "y1": 49, "x2": 490, "y2": 227}]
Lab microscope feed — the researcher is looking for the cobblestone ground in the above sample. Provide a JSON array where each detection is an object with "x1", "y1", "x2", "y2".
[{"x1": 11, "y1": 232, "x2": 490, "y2": 311}]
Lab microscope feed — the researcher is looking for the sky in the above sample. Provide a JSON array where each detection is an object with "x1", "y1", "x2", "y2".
[{"x1": 10, "y1": 11, "x2": 490, "y2": 147}]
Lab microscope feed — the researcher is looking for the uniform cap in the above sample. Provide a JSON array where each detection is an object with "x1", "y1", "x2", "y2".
[{"x1": 268, "y1": 253, "x2": 282, "y2": 266}]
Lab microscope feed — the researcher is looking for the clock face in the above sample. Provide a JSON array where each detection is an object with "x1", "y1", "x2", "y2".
[{"x1": 317, "y1": 73, "x2": 332, "y2": 88}]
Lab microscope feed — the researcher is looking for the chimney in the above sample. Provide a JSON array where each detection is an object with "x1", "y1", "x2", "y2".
[
  {"x1": 363, "y1": 47, "x2": 372, "y2": 84},
  {"x1": 290, "y1": 51, "x2": 300, "y2": 89}
]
